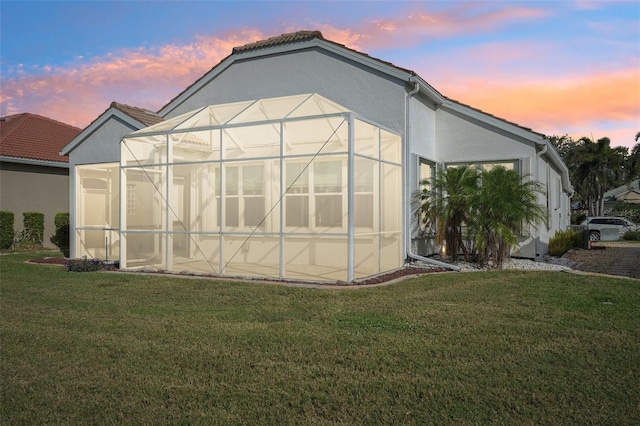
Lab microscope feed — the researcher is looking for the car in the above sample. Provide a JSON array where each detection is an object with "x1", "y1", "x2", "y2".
[{"x1": 579, "y1": 216, "x2": 639, "y2": 241}]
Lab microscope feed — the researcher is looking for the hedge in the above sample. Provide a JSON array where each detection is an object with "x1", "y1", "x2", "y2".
[
  {"x1": 548, "y1": 229, "x2": 583, "y2": 257},
  {"x1": 53, "y1": 212, "x2": 70, "y2": 257},
  {"x1": 0, "y1": 211, "x2": 14, "y2": 249}
]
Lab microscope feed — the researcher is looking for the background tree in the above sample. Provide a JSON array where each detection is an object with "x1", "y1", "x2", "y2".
[
  {"x1": 554, "y1": 136, "x2": 626, "y2": 216},
  {"x1": 628, "y1": 141, "x2": 640, "y2": 181}
]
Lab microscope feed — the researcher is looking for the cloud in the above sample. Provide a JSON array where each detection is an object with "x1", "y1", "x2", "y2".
[
  {"x1": 310, "y1": 3, "x2": 549, "y2": 50},
  {"x1": 0, "y1": 29, "x2": 265, "y2": 127},
  {"x1": 438, "y1": 68, "x2": 640, "y2": 148}
]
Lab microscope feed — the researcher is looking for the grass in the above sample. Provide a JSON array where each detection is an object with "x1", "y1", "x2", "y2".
[{"x1": 1, "y1": 252, "x2": 639, "y2": 425}]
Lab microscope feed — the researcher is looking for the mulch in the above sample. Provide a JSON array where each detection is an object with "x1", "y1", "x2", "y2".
[
  {"x1": 26, "y1": 256, "x2": 449, "y2": 285},
  {"x1": 28, "y1": 257, "x2": 70, "y2": 265}
]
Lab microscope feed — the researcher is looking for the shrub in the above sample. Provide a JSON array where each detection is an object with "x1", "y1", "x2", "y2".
[
  {"x1": 548, "y1": 229, "x2": 583, "y2": 257},
  {"x1": 622, "y1": 231, "x2": 640, "y2": 241},
  {"x1": 571, "y1": 212, "x2": 587, "y2": 225},
  {"x1": 67, "y1": 258, "x2": 108, "y2": 272},
  {"x1": 23, "y1": 212, "x2": 44, "y2": 246},
  {"x1": 0, "y1": 211, "x2": 14, "y2": 249},
  {"x1": 53, "y1": 212, "x2": 70, "y2": 257}
]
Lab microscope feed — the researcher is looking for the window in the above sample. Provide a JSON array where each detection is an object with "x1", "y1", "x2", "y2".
[
  {"x1": 285, "y1": 163, "x2": 309, "y2": 227},
  {"x1": 216, "y1": 164, "x2": 265, "y2": 229},
  {"x1": 314, "y1": 161, "x2": 342, "y2": 227},
  {"x1": 446, "y1": 160, "x2": 518, "y2": 172},
  {"x1": 354, "y1": 159, "x2": 373, "y2": 228}
]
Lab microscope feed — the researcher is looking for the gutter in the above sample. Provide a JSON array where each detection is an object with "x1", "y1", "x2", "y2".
[{"x1": 404, "y1": 79, "x2": 460, "y2": 272}]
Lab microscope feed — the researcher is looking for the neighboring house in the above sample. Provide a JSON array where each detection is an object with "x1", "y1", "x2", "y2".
[
  {"x1": 0, "y1": 113, "x2": 81, "y2": 247},
  {"x1": 63, "y1": 30, "x2": 573, "y2": 282},
  {"x1": 604, "y1": 180, "x2": 640, "y2": 211}
]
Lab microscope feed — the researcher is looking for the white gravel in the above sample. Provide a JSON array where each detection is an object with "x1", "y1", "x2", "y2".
[{"x1": 412, "y1": 256, "x2": 574, "y2": 272}]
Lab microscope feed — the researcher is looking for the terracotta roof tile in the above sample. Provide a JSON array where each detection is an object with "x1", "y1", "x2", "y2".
[
  {"x1": 0, "y1": 113, "x2": 81, "y2": 163},
  {"x1": 110, "y1": 102, "x2": 164, "y2": 126},
  {"x1": 232, "y1": 30, "x2": 325, "y2": 53}
]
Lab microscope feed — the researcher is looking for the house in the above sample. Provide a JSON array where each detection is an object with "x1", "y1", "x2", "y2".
[
  {"x1": 62, "y1": 30, "x2": 573, "y2": 282},
  {"x1": 604, "y1": 180, "x2": 640, "y2": 211},
  {"x1": 0, "y1": 113, "x2": 81, "y2": 247}
]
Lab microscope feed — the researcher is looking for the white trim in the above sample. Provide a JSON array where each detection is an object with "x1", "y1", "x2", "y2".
[
  {"x1": 61, "y1": 108, "x2": 148, "y2": 156},
  {"x1": 0, "y1": 155, "x2": 69, "y2": 169}
]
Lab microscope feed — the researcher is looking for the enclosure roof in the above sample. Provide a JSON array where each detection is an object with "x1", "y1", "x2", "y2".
[{"x1": 129, "y1": 93, "x2": 349, "y2": 136}]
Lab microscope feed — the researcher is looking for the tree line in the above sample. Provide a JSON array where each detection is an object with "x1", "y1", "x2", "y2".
[{"x1": 549, "y1": 132, "x2": 640, "y2": 217}]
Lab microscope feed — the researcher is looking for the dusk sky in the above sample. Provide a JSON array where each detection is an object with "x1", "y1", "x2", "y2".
[{"x1": 1, "y1": 1, "x2": 639, "y2": 150}]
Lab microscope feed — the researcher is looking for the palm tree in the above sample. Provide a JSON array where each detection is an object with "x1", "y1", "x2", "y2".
[
  {"x1": 628, "y1": 142, "x2": 640, "y2": 181},
  {"x1": 569, "y1": 137, "x2": 626, "y2": 216},
  {"x1": 415, "y1": 165, "x2": 479, "y2": 262},
  {"x1": 469, "y1": 167, "x2": 546, "y2": 268}
]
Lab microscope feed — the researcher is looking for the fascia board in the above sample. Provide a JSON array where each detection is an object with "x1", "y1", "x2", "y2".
[
  {"x1": 441, "y1": 100, "x2": 546, "y2": 144},
  {"x1": 1, "y1": 155, "x2": 69, "y2": 169},
  {"x1": 60, "y1": 108, "x2": 146, "y2": 156}
]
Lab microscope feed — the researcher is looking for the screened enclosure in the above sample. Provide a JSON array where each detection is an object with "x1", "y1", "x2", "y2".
[{"x1": 112, "y1": 93, "x2": 402, "y2": 282}]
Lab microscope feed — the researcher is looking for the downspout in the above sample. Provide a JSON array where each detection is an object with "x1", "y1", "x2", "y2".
[
  {"x1": 405, "y1": 78, "x2": 460, "y2": 271},
  {"x1": 534, "y1": 142, "x2": 548, "y2": 258}
]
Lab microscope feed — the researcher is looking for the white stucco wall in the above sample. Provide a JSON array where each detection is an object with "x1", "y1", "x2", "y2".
[
  {"x1": 68, "y1": 117, "x2": 139, "y2": 167},
  {"x1": 165, "y1": 48, "x2": 408, "y2": 136},
  {"x1": 435, "y1": 106, "x2": 536, "y2": 163}
]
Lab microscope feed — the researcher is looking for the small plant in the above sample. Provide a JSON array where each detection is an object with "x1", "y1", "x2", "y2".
[
  {"x1": 66, "y1": 257, "x2": 108, "y2": 272},
  {"x1": 0, "y1": 211, "x2": 14, "y2": 249},
  {"x1": 548, "y1": 229, "x2": 583, "y2": 257},
  {"x1": 11, "y1": 229, "x2": 43, "y2": 251},
  {"x1": 52, "y1": 212, "x2": 70, "y2": 257},
  {"x1": 622, "y1": 231, "x2": 640, "y2": 241},
  {"x1": 23, "y1": 212, "x2": 44, "y2": 246}
]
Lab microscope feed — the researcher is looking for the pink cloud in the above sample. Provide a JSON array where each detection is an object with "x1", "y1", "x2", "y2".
[
  {"x1": 311, "y1": 3, "x2": 549, "y2": 50},
  {"x1": 0, "y1": 29, "x2": 265, "y2": 127},
  {"x1": 438, "y1": 68, "x2": 640, "y2": 149}
]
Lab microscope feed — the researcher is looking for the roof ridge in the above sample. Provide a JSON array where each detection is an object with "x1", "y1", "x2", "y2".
[
  {"x1": 1, "y1": 112, "x2": 82, "y2": 132},
  {"x1": 232, "y1": 30, "x2": 323, "y2": 54},
  {"x1": 110, "y1": 101, "x2": 159, "y2": 115}
]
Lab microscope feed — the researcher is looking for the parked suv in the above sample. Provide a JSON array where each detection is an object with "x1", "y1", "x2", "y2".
[{"x1": 580, "y1": 216, "x2": 638, "y2": 241}]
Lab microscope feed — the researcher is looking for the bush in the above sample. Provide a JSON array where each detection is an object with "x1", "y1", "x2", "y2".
[
  {"x1": 53, "y1": 212, "x2": 70, "y2": 257},
  {"x1": 0, "y1": 211, "x2": 14, "y2": 249},
  {"x1": 67, "y1": 258, "x2": 108, "y2": 272},
  {"x1": 23, "y1": 212, "x2": 44, "y2": 246},
  {"x1": 548, "y1": 229, "x2": 583, "y2": 257},
  {"x1": 622, "y1": 231, "x2": 640, "y2": 241},
  {"x1": 571, "y1": 212, "x2": 587, "y2": 225}
]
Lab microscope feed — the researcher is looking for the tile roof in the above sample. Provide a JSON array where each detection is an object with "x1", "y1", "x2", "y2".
[
  {"x1": 110, "y1": 102, "x2": 164, "y2": 126},
  {"x1": 0, "y1": 113, "x2": 82, "y2": 163},
  {"x1": 233, "y1": 30, "x2": 325, "y2": 54},
  {"x1": 232, "y1": 30, "x2": 417, "y2": 75}
]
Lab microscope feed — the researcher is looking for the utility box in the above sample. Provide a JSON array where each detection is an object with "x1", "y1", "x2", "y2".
[
  {"x1": 569, "y1": 225, "x2": 589, "y2": 249},
  {"x1": 600, "y1": 227, "x2": 620, "y2": 241}
]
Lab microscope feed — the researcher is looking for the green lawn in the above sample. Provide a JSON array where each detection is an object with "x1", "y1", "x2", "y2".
[{"x1": 1, "y1": 252, "x2": 639, "y2": 425}]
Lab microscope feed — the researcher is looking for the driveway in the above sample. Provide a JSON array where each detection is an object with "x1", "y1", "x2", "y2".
[{"x1": 563, "y1": 242, "x2": 640, "y2": 279}]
